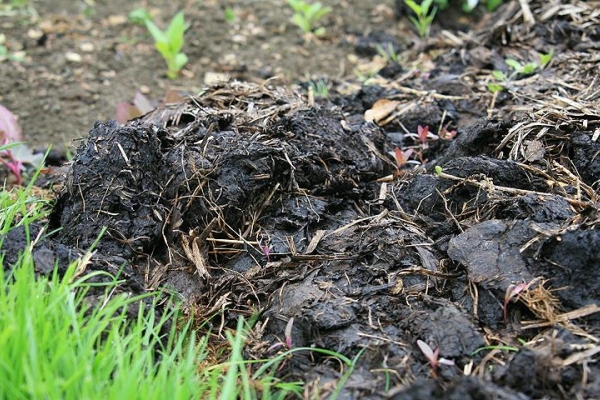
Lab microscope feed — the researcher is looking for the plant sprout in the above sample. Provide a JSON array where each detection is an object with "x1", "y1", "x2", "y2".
[
  {"x1": 130, "y1": 8, "x2": 189, "y2": 79},
  {"x1": 404, "y1": 0, "x2": 437, "y2": 39},
  {"x1": 286, "y1": 0, "x2": 332, "y2": 37},
  {"x1": 503, "y1": 278, "x2": 540, "y2": 323},
  {"x1": 394, "y1": 147, "x2": 414, "y2": 168},
  {"x1": 416, "y1": 339, "x2": 455, "y2": 378}
]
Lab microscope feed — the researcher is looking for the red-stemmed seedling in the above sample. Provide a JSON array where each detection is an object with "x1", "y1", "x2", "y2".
[
  {"x1": 503, "y1": 278, "x2": 540, "y2": 323},
  {"x1": 416, "y1": 339, "x2": 455, "y2": 378},
  {"x1": 417, "y1": 125, "x2": 430, "y2": 147},
  {"x1": 394, "y1": 147, "x2": 414, "y2": 168}
]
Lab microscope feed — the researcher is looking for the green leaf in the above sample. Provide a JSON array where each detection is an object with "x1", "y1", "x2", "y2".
[
  {"x1": 305, "y1": 3, "x2": 320, "y2": 20},
  {"x1": 175, "y1": 52, "x2": 188, "y2": 70},
  {"x1": 492, "y1": 70, "x2": 507, "y2": 81},
  {"x1": 145, "y1": 20, "x2": 168, "y2": 44},
  {"x1": 167, "y1": 11, "x2": 186, "y2": 54},
  {"x1": 505, "y1": 58, "x2": 522, "y2": 72},
  {"x1": 539, "y1": 50, "x2": 554, "y2": 68},
  {"x1": 128, "y1": 8, "x2": 151, "y2": 25},
  {"x1": 487, "y1": 82, "x2": 504, "y2": 93},
  {"x1": 486, "y1": 0, "x2": 503, "y2": 12},
  {"x1": 314, "y1": 27, "x2": 326, "y2": 36},
  {"x1": 312, "y1": 5, "x2": 332, "y2": 21},
  {"x1": 521, "y1": 62, "x2": 538, "y2": 74},
  {"x1": 286, "y1": 0, "x2": 302, "y2": 13},
  {"x1": 291, "y1": 13, "x2": 310, "y2": 33},
  {"x1": 155, "y1": 41, "x2": 172, "y2": 59},
  {"x1": 422, "y1": 0, "x2": 434, "y2": 13},
  {"x1": 408, "y1": 15, "x2": 422, "y2": 34},
  {"x1": 404, "y1": 0, "x2": 422, "y2": 15},
  {"x1": 426, "y1": 7, "x2": 437, "y2": 22}
]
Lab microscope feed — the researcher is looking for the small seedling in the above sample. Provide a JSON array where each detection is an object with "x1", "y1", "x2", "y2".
[
  {"x1": 130, "y1": 8, "x2": 189, "y2": 79},
  {"x1": 394, "y1": 147, "x2": 414, "y2": 168},
  {"x1": 416, "y1": 339, "x2": 454, "y2": 378},
  {"x1": 376, "y1": 42, "x2": 399, "y2": 63},
  {"x1": 487, "y1": 53, "x2": 550, "y2": 93},
  {"x1": 505, "y1": 58, "x2": 538, "y2": 75},
  {"x1": 224, "y1": 6, "x2": 236, "y2": 23},
  {"x1": 307, "y1": 80, "x2": 329, "y2": 98},
  {"x1": 404, "y1": 0, "x2": 437, "y2": 39},
  {"x1": 286, "y1": 0, "x2": 332, "y2": 37},
  {"x1": 502, "y1": 279, "x2": 540, "y2": 323}
]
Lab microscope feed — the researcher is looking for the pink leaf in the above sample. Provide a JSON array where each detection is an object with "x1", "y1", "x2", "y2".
[
  {"x1": 0, "y1": 104, "x2": 23, "y2": 143},
  {"x1": 438, "y1": 357, "x2": 455, "y2": 366},
  {"x1": 133, "y1": 92, "x2": 154, "y2": 114},
  {"x1": 394, "y1": 147, "x2": 413, "y2": 167},
  {"x1": 284, "y1": 317, "x2": 294, "y2": 349},
  {"x1": 115, "y1": 102, "x2": 142, "y2": 124},
  {"x1": 262, "y1": 245, "x2": 271, "y2": 261},
  {"x1": 418, "y1": 125, "x2": 429, "y2": 145},
  {"x1": 503, "y1": 280, "x2": 535, "y2": 322},
  {"x1": 163, "y1": 89, "x2": 184, "y2": 104},
  {"x1": 417, "y1": 339, "x2": 436, "y2": 363}
]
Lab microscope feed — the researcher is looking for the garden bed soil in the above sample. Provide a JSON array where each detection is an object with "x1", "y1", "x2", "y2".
[{"x1": 2, "y1": 0, "x2": 600, "y2": 399}]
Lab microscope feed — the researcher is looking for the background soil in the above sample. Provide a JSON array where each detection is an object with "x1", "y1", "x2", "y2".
[{"x1": 0, "y1": 0, "x2": 407, "y2": 152}]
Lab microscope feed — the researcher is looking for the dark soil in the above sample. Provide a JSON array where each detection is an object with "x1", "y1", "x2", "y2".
[{"x1": 2, "y1": 0, "x2": 600, "y2": 399}]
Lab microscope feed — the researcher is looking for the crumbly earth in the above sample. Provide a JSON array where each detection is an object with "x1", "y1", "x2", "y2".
[{"x1": 2, "y1": 1, "x2": 600, "y2": 399}]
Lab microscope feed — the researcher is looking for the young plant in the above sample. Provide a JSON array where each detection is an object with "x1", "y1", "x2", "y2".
[
  {"x1": 307, "y1": 79, "x2": 330, "y2": 98},
  {"x1": 376, "y1": 42, "x2": 399, "y2": 63},
  {"x1": 416, "y1": 339, "x2": 455, "y2": 378},
  {"x1": 502, "y1": 278, "x2": 540, "y2": 323},
  {"x1": 131, "y1": 9, "x2": 189, "y2": 79},
  {"x1": 394, "y1": 147, "x2": 414, "y2": 168},
  {"x1": 487, "y1": 53, "x2": 551, "y2": 93},
  {"x1": 417, "y1": 124, "x2": 430, "y2": 147},
  {"x1": 224, "y1": 6, "x2": 236, "y2": 23},
  {"x1": 505, "y1": 58, "x2": 538, "y2": 76},
  {"x1": 286, "y1": 0, "x2": 332, "y2": 37},
  {"x1": 404, "y1": 0, "x2": 437, "y2": 39}
]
